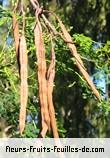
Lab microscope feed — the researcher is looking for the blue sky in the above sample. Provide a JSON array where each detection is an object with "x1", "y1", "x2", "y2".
[{"x1": 91, "y1": 70, "x2": 107, "y2": 98}]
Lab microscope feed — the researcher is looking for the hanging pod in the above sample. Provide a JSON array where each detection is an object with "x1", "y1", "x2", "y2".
[
  {"x1": 19, "y1": 34, "x2": 28, "y2": 135},
  {"x1": 34, "y1": 12, "x2": 50, "y2": 137},
  {"x1": 12, "y1": 13, "x2": 20, "y2": 72},
  {"x1": 55, "y1": 15, "x2": 101, "y2": 100},
  {"x1": 47, "y1": 39, "x2": 59, "y2": 138}
]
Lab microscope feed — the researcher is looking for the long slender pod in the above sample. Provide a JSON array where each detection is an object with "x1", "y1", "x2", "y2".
[
  {"x1": 47, "y1": 39, "x2": 59, "y2": 138},
  {"x1": 19, "y1": 34, "x2": 28, "y2": 135},
  {"x1": 55, "y1": 16, "x2": 101, "y2": 100},
  {"x1": 12, "y1": 13, "x2": 20, "y2": 72},
  {"x1": 34, "y1": 10, "x2": 50, "y2": 137}
]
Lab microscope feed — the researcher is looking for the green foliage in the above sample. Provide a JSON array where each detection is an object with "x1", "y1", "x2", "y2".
[
  {"x1": 98, "y1": 100, "x2": 110, "y2": 116},
  {"x1": 73, "y1": 34, "x2": 93, "y2": 55}
]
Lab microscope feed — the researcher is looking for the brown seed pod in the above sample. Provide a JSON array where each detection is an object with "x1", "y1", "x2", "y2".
[
  {"x1": 19, "y1": 34, "x2": 28, "y2": 135},
  {"x1": 47, "y1": 40, "x2": 59, "y2": 138},
  {"x1": 12, "y1": 13, "x2": 20, "y2": 72},
  {"x1": 34, "y1": 13, "x2": 50, "y2": 137},
  {"x1": 55, "y1": 16, "x2": 101, "y2": 100}
]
